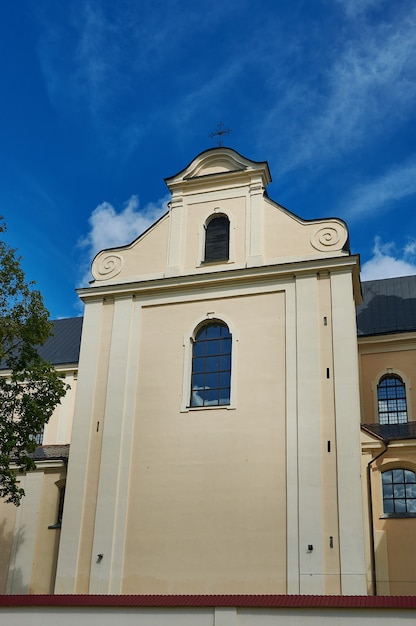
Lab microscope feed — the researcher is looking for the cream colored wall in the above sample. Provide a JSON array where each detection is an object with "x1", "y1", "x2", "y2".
[
  {"x1": 362, "y1": 443, "x2": 416, "y2": 595},
  {"x1": 123, "y1": 291, "x2": 286, "y2": 594},
  {"x1": 92, "y1": 215, "x2": 169, "y2": 283},
  {"x1": 55, "y1": 299, "x2": 114, "y2": 594},
  {"x1": 360, "y1": 336, "x2": 416, "y2": 594},
  {"x1": 61, "y1": 261, "x2": 366, "y2": 595},
  {"x1": 1, "y1": 464, "x2": 66, "y2": 594},
  {"x1": 0, "y1": 500, "x2": 17, "y2": 593},
  {"x1": 43, "y1": 369, "x2": 78, "y2": 445},
  {"x1": 264, "y1": 199, "x2": 348, "y2": 265},
  {"x1": 359, "y1": 336, "x2": 416, "y2": 424}
]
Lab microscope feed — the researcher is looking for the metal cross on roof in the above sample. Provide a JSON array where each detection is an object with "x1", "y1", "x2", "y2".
[{"x1": 209, "y1": 122, "x2": 232, "y2": 147}]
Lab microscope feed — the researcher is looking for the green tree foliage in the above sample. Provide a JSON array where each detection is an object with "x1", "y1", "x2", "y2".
[{"x1": 0, "y1": 221, "x2": 67, "y2": 505}]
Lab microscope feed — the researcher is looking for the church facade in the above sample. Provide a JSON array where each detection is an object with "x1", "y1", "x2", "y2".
[{"x1": 0, "y1": 148, "x2": 415, "y2": 597}]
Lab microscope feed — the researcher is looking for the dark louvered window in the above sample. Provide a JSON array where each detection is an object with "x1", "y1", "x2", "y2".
[
  {"x1": 190, "y1": 321, "x2": 231, "y2": 407},
  {"x1": 204, "y1": 216, "x2": 229, "y2": 263}
]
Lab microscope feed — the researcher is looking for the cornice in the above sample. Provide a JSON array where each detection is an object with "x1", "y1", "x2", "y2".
[
  {"x1": 11, "y1": 459, "x2": 67, "y2": 471},
  {"x1": 358, "y1": 332, "x2": 416, "y2": 353},
  {"x1": 78, "y1": 255, "x2": 360, "y2": 302}
]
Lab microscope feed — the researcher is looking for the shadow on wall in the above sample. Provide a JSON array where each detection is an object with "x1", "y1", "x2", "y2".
[{"x1": 0, "y1": 518, "x2": 24, "y2": 593}]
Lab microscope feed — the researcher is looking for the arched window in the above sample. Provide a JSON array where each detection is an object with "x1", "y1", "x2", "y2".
[
  {"x1": 377, "y1": 375, "x2": 408, "y2": 424},
  {"x1": 190, "y1": 321, "x2": 231, "y2": 407},
  {"x1": 204, "y1": 215, "x2": 230, "y2": 263},
  {"x1": 382, "y1": 469, "x2": 416, "y2": 515}
]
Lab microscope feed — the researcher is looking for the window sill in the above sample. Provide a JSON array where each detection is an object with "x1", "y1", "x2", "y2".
[
  {"x1": 48, "y1": 522, "x2": 62, "y2": 529},
  {"x1": 380, "y1": 513, "x2": 416, "y2": 519},
  {"x1": 181, "y1": 404, "x2": 236, "y2": 413},
  {"x1": 199, "y1": 260, "x2": 234, "y2": 267}
]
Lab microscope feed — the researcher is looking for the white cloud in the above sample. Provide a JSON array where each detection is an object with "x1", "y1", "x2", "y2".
[
  {"x1": 78, "y1": 194, "x2": 169, "y2": 285},
  {"x1": 361, "y1": 237, "x2": 416, "y2": 281},
  {"x1": 344, "y1": 158, "x2": 416, "y2": 220},
  {"x1": 333, "y1": 0, "x2": 380, "y2": 18}
]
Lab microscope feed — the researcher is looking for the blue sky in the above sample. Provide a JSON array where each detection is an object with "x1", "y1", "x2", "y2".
[{"x1": 1, "y1": 0, "x2": 415, "y2": 319}]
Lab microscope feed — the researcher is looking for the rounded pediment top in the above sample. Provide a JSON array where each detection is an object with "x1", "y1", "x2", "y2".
[{"x1": 165, "y1": 147, "x2": 271, "y2": 191}]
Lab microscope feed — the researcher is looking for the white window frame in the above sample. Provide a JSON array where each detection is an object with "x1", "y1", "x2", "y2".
[{"x1": 180, "y1": 313, "x2": 238, "y2": 412}]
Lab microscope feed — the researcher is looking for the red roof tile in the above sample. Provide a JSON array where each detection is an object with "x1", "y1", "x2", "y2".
[{"x1": 1, "y1": 595, "x2": 416, "y2": 609}]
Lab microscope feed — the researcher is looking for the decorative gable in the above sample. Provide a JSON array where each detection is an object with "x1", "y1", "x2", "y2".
[{"x1": 89, "y1": 148, "x2": 351, "y2": 288}]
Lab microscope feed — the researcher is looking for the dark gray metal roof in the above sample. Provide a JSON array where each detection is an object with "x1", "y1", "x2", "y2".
[
  {"x1": 362, "y1": 422, "x2": 416, "y2": 441},
  {"x1": 37, "y1": 317, "x2": 83, "y2": 365},
  {"x1": 30, "y1": 444, "x2": 70, "y2": 461},
  {"x1": 356, "y1": 275, "x2": 416, "y2": 337}
]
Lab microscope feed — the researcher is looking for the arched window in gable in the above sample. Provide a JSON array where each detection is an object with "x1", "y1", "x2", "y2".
[
  {"x1": 190, "y1": 321, "x2": 231, "y2": 407},
  {"x1": 204, "y1": 215, "x2": 230, "y2": 263},
  {"x1": 377, "y1": 374, "x2": 408, "y2": 424}
]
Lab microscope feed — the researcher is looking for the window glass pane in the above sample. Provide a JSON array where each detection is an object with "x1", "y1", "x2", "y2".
[
  {"x1": 221, "y1": 337, "x2": 232, "y2": 353},
  {"x1": 393, "y1": 469, "x2": 405, "y2": 482},
  {"x1": 393, "y1": 484, "x2": 405, "y2": 498},
  {"x1": 192, "y1": 357, "x2": 205, "y2": 373},
  {"x1": 407, "y1": 499, "x2": 416, "y2": 513},
  {"x1": 220, "y1": 355, "x2": 231, "y2": 371},
  {"x1": 206, "y1": 339, "x2": 221, "y2": 356},
  {"x1": 191, "y1": 389, "x2": 204, "y2": 406},
  {"x1": 382, "y1": 472, "x2": 393, "y2": 484},
  {"x1": 206, "y1": 324, "x2": 221, "y2": 339},
  {"x1": 219, "y1": 371, "x2": 231, "y2": 388},
  {"x1": 219, "y1": 392, "x2": 230, "y2": 405},
  {"x1": 383, "y1": 483, "x2": 393, "y2": 498},
  {"x1": 394, "y1": 499, "x2": 406, "y2": 513},
  {"x1": 405, "y1": 470, "x2": 416, "y2": 483},
  {"x1": 383, "y1": 499, "x2": 394, "y2": 513},
  {"x1": 205, "y1": 389, "x2": 218, "y2": 405},
  {"x1": 405, "y1": 483, "x2": 416, "y2": 498},
  {"x1": 205, "y1": 356, "x2": 220, "y2": 372},
  {"x1": 193, "y1": 341, "x2": 205, "y2": 357},
  {"x1": 205, "y1": 372, "x2": 219, "y2": 389},
  {"x1": 191, "y1": 374, "x2": 204, "y2": 391},
  {"x1": 197, "y1": 327, "x2": 208, "y2": 340}
]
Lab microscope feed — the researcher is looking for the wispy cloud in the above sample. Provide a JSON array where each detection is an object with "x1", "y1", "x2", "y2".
[
  {"x1": 263, "y1": 6, "x2": 416, "y2": 175},
  {"x1": 333, "y1": 0, "x2": 380, "y2": 18},
  {"x1": 78, "y1": 194, "x2": 168, "y2": 285},
  {"x1": 361, "y1": 237, "x2": 416, "y2": 281},
  {"x1": 343, "y1": 158, "x2": 416, "y2": 221},
  {"x1": 36, "y1": 0, "x2": 235, "y2": 147}
]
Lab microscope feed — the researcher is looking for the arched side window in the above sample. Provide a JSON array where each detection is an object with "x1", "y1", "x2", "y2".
[
  {"x1": 382, "y1": 469, "x2": 416, "y2": 515},
  {"x1": 377, "y1": 375, "x2": 408, "y2": 424},
  {"x1": 190, "y1": 321, "x2": 231, "y2": 407},
  {"x1": 204, "y1": 215, "x2": 230, "y2": 263}
]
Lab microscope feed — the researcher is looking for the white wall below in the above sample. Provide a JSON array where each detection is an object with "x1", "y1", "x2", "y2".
[{"x1": 1, "y1": 600, "x2": 415, "y2": 626}]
